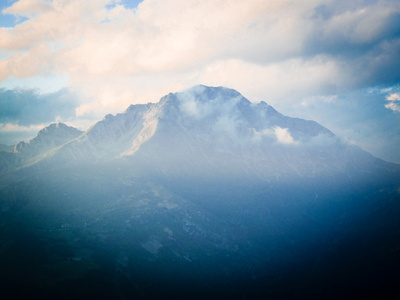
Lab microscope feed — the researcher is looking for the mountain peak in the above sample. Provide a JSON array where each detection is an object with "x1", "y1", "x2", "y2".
[
  {"x1": 179, "y1": 85, "x2": 246, "y2": 102},
  {"x1": 159, "y1": 85, "x2": 248, "y2": 106},
  {"x1": 185, "y1": 85, "x2": 243, "y2": 97},
  {"x1": 156, "y1": 85, "x2": 253, "y2": 125},
  {"x1": 13, "y1": 123, "x2": 83, "y2": 157},
  {"x1": 36, "y1": 122, "x2": 76, "y2": 136}
]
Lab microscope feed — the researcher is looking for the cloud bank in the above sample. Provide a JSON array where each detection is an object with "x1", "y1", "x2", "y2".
[
  {"x1": 0, "y1": 88, "x2": 79, "y2": 126},
  {"x1": 1, "y1": 0, "x2": 399, "y2": 107}
]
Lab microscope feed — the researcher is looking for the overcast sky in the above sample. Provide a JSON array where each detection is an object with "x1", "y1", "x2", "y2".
[{"x1": 1, "y1": 0, "x2": 399, "y2": 162}]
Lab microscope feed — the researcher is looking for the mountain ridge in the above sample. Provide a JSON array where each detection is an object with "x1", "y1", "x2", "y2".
[
  {"x1": 1, "y1": 85, "x2": 398, "y2": 180},
  {"x1": 0, "y1": 122, "x2": 83, "y2": 174}
]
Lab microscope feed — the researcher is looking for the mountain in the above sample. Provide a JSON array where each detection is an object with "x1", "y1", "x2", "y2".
[
  {"x1": 15, "y1": 85, "x2": 396, "y2": 181},
  {"x1": 0, "y1": 123, "x2": 83, "y2": 174},
  {"x1": 0, "y1": 86, "x2": 400, "y2": 299},
  {"x1": 13, "y1": 122, "x2": 83, "y2": 157}
]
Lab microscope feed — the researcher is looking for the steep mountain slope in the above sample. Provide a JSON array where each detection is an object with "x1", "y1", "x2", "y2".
[
  {"x1": 27, "y1": 85, "x2": 396, "y2": 180},
  {"x1": 48, "y1": 102, "x2": 159, "y2": 162},
  {"x1": 0, "y1": 123, "x2": 83, "y2": 174},
  {"x1": 13, "y1": 123, "x2": 83, "y2": 157}
]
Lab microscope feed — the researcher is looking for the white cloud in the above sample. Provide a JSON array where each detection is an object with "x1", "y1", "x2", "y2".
[
  {"x1": 387, "y1": 93, "x2": 400, "y2": 101},
  {"x1": 252, "y1": 127, "x2": 297, "y2": 145},
  {"x1": 322, "y1": 4, "x2": 397, "y2": 45},
  {"x1": 385, "y1": 93, "x2": 400, "y2": 112},
  {"x1": 385, "y1": 102, "x2": 400, "y2": 112},
  {"x1": 0, "y1": 123, "x2": 44, "y2": 133},
  {"x1": 300, "y1": 95, "x2": 337, "y2": 107},
  {"x1": 199, "y1": 57, "x2": 340, "y2": 104},
  {"x1": 2, "y1": 0, "x2": 52, "y2": 18},
  {"x1": 177, "y1": 85, "x2": 242, "y2": 119},
  {"x1": 274, "y1": 127, "x2": 296, "y2": 145},
  {"x1": 0, "y1": 0, "x2": 399, "y2": 118},
  {"x1": 179, "y1": 94, "x2": 200, "y2": 119}
]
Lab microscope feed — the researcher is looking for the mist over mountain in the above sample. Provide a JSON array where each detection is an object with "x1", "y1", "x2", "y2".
[
  {"x1": 4, "y1": 85, "x2": 395, "y2": 179},
  {"x1": 0, "y1": 86, "x2": 399, "y2": 299}
]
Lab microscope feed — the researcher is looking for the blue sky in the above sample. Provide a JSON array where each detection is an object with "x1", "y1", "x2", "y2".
[
  {"x1": 0, "y1": 0, "x2": 399, "y2": 162},
  {"x1": 0, "y1": 1, "x2": 23, "y2": 27}
]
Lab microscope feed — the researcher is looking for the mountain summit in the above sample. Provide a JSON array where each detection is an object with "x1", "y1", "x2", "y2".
[
  {"x1": 13, "y1": 123, "x2": 83, "y2": 157},
  {"x1": 0, "y1": 123, "x2": 82, "y2": 174}
]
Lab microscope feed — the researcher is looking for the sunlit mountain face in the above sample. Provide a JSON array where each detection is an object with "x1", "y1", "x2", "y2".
[{"x1": 1, "y1": 86, "x2": 400, "y2": 299}]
